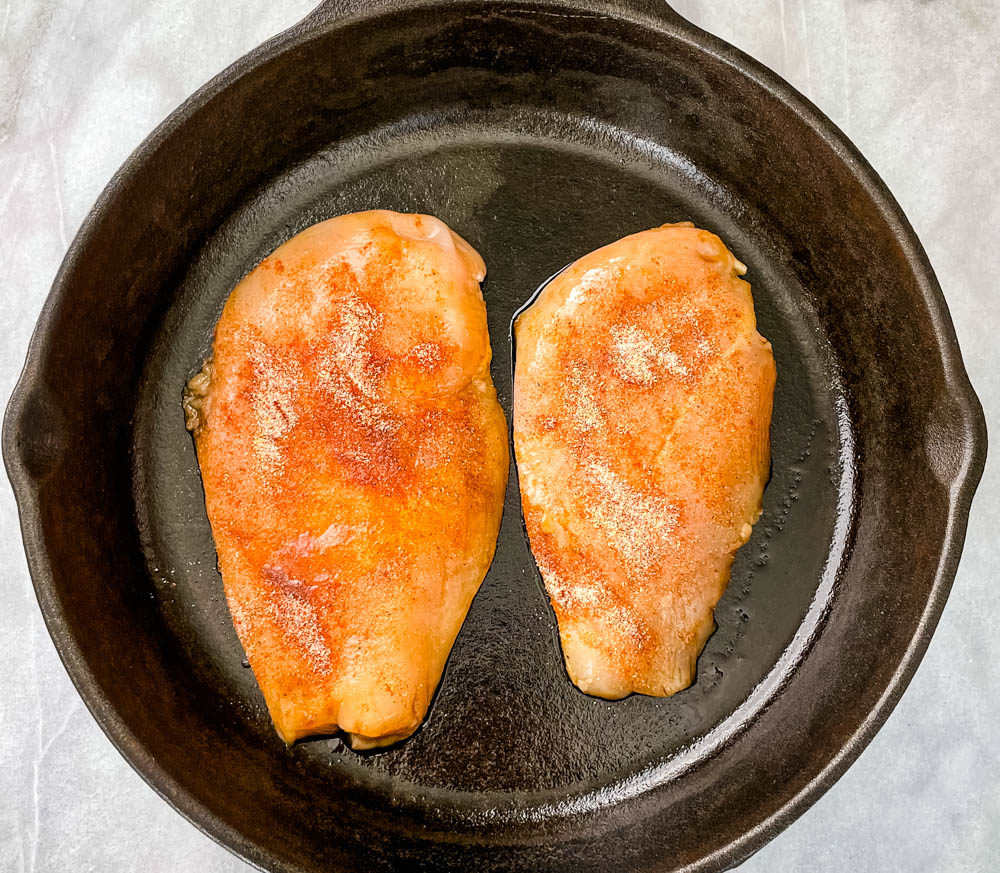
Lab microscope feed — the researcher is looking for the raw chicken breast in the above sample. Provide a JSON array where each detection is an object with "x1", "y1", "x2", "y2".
[
  {"x1": 185, "y1": 211, "x2": 508, "y2": 747},
  {"x1": 513, "y1": 223, "x2": 774, "y2": 699}
]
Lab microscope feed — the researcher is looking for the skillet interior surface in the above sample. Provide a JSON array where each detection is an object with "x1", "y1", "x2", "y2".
[{"x1": 4, "y1": 2, "x2": 985, "y2": 872}]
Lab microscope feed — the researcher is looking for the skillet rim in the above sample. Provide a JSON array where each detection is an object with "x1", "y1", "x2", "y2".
[{"x1": 2, "y1": 2, "x2": 987, "y2": 871}]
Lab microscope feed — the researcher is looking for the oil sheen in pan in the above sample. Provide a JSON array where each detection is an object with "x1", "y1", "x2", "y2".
[{"x1": 132, "y1": 133, "x2": 855, "y2": 819}]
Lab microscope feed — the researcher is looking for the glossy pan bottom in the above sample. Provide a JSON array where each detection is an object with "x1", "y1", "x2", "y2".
[{"x1": 137, "y1": 118, "x2": 847, "y2": 798}]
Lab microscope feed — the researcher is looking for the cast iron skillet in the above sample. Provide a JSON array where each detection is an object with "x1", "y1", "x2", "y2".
[{"x1": 3, "y1": 1, "x2": 987, "y2": 871}]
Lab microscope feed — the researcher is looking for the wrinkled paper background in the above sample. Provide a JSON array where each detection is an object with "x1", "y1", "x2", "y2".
[{"x1": 1, "y1": 1, "x2": 997, "y2": 870}]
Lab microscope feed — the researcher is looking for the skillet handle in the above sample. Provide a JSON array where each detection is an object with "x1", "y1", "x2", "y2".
[{"x1": 302, "y1": 0, "x2": 690, "y2": 29}]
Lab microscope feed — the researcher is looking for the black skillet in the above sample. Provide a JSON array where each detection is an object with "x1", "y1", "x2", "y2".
[{"x1": 3, "y1": 1, "x2": 987, "y2": 871}]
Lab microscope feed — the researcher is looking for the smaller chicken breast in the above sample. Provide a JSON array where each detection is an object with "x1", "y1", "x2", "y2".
[{"x1": 513, "y1": 223, "x2": 775, "y2": 699}]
